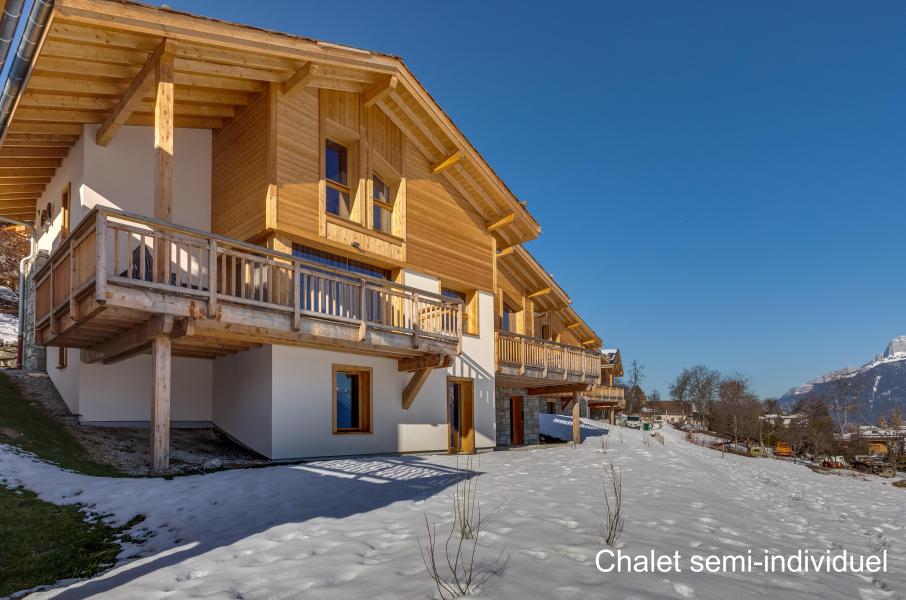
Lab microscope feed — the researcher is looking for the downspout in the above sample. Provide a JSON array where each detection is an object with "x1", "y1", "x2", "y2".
[
  {"x1": 0, "y1": 0, "x2": 54, "y2": 144},
  {"x1": 0, "y1": 0, "x2": 55, "y2": 367}
]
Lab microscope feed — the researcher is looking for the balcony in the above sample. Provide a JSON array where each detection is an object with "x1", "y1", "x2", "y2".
[
  {"x1": 586, "y1": 384, "x2": 625, "y2": 407},
  {"x1": 494, "y1": 330, "x2": 601, "y2": 392},
  {"x1": 34, "y1": 207, "x2": 463, "y2": 362}
]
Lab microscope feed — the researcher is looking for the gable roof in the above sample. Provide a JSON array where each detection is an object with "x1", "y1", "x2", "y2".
[
  {"x1": 497, "y1": 244, "x2": 603, "y2": 348},
  {"x1": 0, "y1": 0, "x2": 540, "y2": 247}
]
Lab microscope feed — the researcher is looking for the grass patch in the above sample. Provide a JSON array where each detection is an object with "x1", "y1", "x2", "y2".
[
  {"x1": 0, "y1": 372, "x2": 122, "y2": 477},
  {"x1": 893, "y1": 479, "x2": 906, "y2": 489},
  {"x1": 0, "y1": 485, "x2": 143, "y2": 597}
]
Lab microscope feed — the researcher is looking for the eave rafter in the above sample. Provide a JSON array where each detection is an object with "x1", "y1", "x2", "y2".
[{"x1": 96, "y1": 38, "x2": 175, "y2": 147}]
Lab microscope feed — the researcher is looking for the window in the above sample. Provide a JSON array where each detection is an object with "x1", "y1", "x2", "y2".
[
  {"x1": 56, "y1": 347, "x2": 67, "y2": 369},
  {"x1": 293, "y1": 244, "x2": 390, "y2": 280},
  {"x1": 501, "y1": 302, "x2": 518, "y2": 333},
  {"x1": 333, "y1": 365, "x2": 372, "y2": 433},
  {"x1": 371, "y1": 174, "x2": 393, "y2": 234},
  {"x1": 325, "y1": 139, "x2": 352, "y2": 219}
]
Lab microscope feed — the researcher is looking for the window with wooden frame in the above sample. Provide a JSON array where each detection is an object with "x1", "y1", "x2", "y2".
[
  {"x1": 371, "y1": 173, "x2": 393, "y2": 234},
  {"x1": 367, "y1": 148, "x2": 403, "y2": 239},
  {"x1": 442, "y1": 286, "x2": 479, "y2": 336},
  {"x1": 325, "y1": 139, "x2": 353, "y2": 220},
  {"x1": 60, "y1": 182, "x2": 71, "y2": 239},
  {"x1": 332, "y1": 365, "x2": 372, "y2": 434},
  {"x1": 56, "y1": 347, "x2": 67, "y2": 369},
  {"x1": 501, "y1": 302, "x2": 519, "y2": 333}
]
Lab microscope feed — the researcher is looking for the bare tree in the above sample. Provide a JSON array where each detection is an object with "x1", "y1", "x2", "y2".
[
  {"x1": 624, "y1": 360, "x2": 646, "y2": 414},
  {"x1": 828, "y1": 377, "x2": 862, "y2": 437},
  {"x1": 711, "y1": 374, "x2": 761, "y2": 449},
  {"x1": 688, "y1": 366, "x2": 721, "y2": 428},
  {"x1": 0, "y1": 227, "x2": 29, "y2": 292},
  {"x1": 878, "y1": 408, "x2": 905, "y2": 472},
  {"x1": 762, "y1": 397, "x2": 781, "y2": 415},
  {"x1": 419, "y1": 456, "x2": 506, "y2": 599}
]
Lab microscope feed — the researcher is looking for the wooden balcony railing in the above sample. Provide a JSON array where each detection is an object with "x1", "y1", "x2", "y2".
[
  {"x1": 495, "y1": 330, "x2": 601, "y2": 382},
  {"x1": 586, "y1": 384, "x2": 625, "y2": 404},
  {"x1": 34, "y1": 208, "x2": 462, "y2": 350}
]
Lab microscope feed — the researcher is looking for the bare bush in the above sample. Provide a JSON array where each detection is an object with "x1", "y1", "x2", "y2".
[
  {"x1": 598, "y1": 464, "x2": 625, "y2": 546},
  {"x1": 419, "y1": 455, "x2": 507, "y2": 598}
]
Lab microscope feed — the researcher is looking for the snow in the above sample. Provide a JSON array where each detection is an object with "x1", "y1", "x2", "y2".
[
  {"x1": 0, "y1": 311, "x2": 16, "y2": 343},
  {"x1": 2, "y1": 426, "x2": 905, "y2": 599}
]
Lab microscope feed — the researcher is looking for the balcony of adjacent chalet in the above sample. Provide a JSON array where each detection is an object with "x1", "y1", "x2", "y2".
[
  {"x1": 34, "y1": 207, "x2": 463, "y2": 364},
  {"x1": 494, "y1": 330, "x2": 601, "y2": 394}
]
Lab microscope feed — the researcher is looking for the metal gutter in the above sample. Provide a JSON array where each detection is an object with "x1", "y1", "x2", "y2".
[
  {"x1": 0, "y1": 0, "x2": 53, "y2": 144},
  {"x1": 0, "y1": 0, "x2": 25, "y2": 74}
]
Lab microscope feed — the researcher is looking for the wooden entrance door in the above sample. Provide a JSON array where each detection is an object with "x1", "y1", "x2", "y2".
[
  {"x1": 448, "y1": 378, "x2": 475, "y2": 454},
  {"x1": 510, "y1": 396, "x2": 523, "y2": 445}
]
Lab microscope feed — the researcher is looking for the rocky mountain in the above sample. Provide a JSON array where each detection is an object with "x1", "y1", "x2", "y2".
[{"x1": 778, "y1": 337, "x2": 906, "y2": 424}]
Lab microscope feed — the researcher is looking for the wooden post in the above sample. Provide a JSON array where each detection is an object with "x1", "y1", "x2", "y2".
[
  {"x1": 208, "y1": 239, "x2": 218, "y2": 318},
  {"x1": 572, "y1": 392, "x2": 581, "y2": 445},
  {"x1": 95, "y1": 212, "x2": 107, "y2": 303},
  {"x1": 154, "y1": 44, "x2": 175, "y2": 283},
  {"x1": 151, "y1": 334, "x2": 171, "y2": 472}
]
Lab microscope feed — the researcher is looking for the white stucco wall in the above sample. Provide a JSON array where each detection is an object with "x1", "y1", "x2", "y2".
[
  {"x1": 79, "y1": 356, "x2": 213, "y2": 423},
  {"x1": 254, "y1": 272, "x2": 496, "y2": 460},
  {"x1": 36, "y1": 124, "x2": 214, "y2": 421},
  {"x1": 212, "y1": 346, "x2": 273, "y2": 457}
]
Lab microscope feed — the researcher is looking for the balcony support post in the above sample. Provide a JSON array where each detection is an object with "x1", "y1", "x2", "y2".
[
  {"x1": 150, "y1": 333, "x2": 171, "y2": 472},
  {"x1": 572, "y1": 394, "x2": 581, "y2": 445}
]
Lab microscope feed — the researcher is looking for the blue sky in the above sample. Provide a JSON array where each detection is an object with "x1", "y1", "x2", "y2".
[{"x1": 157, "y1": 0, "x2": 906, "y2": 398}]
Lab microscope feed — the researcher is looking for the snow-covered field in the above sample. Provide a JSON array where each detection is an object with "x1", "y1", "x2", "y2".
[{"x1": 1, "y1": 426, "x2": 904, "y2": 599}]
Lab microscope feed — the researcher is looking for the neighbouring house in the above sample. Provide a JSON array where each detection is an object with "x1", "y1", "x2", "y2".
[
  {"x1": 0, "y1": 0, "x2": 618, "y2": 469},
  {"x1": 641, "y1": 400, "x2": 692, "y2": 424}
]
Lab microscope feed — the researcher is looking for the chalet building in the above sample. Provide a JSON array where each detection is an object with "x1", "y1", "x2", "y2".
[
  {"x1": 0, "y1": 0, "x2": 621, "y2": 469},
  {"x1": 492, "y1": 246, "x2": 623, "y2": 445}
]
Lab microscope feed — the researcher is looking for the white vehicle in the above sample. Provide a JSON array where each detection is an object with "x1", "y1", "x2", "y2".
[{"x1": 626, "y1": 415, "x2": 641, "y2": 429}]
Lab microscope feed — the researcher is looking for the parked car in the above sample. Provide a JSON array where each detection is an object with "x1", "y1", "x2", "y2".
[
  {"x1": 821, "y1": 455, "x2": 846, "y2": 468},
  {"x1": 626, "y1": 416, "x2": 641, "y2": 429}
]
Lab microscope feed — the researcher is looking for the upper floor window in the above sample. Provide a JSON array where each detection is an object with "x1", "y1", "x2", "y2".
[
  {"x1": 325, "y1": 139, "x2": 351, "y2": 219},
  {"x1": 372, "y1": 174, "x2": 393, "y2": 234},
  {"x1": 502, "y1": 302, "x2": 518, "y2": 333},
  {"x1": 293, "y1": 244, "x2": 391, "y2": 280}
]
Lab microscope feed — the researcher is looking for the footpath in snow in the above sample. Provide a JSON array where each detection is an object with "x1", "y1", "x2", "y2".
[{"x1": 1, "y1": 425, "x2": 904, "y2": 599}]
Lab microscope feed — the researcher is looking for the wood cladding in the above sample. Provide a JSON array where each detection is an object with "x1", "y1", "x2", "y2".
[
  {"x1": 212, "y1": 90, "x2": 270, "y2": 241},
  {"x1": 267, "y1": 86, "x2": 493, "y2": 291}
]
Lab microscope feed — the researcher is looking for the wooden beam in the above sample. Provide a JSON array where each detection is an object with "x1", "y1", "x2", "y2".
[
  {"x1": 281, "y1": 62, "x2": 320, "y2": 94},
  {"x1": 150, "y1": 334, "x2": 171, "y2": 472},
  {"x1": 486, "y1": 212, "x2": 516, "y2": 232},
  {"x1": 96, "y1": 39, "x2": 175, "y2": 147},
  {"x1": 497, "y1": 245, "x2": 515, "y2": 258},
  {"x1": 527, "y1": 287, "x2": 551, "y2": 299},
  {"x1": 566, "y1": 322, "x2": 581, "y2": 329},
  {"x1": 402, "y1": 367, "x2": 433, "y2": 410},
  {"x1": 398, "y1": 353, "x2": 452, "y2": 372},
  {"x1": 81, "y1": 314, "x2": 175, "y2": 365},
  {"x1": 154, "y1": 41, "x2": 175, "y2": 223},
  {"x1": 363, "y1": 74, "x2": 398, "y2": 107},
  {"x1": 430, "y1": 150, "x2": 462, "y2": 174},
  {"x1": 526, "y1": 383, "x2": 589, "y2": 396}
]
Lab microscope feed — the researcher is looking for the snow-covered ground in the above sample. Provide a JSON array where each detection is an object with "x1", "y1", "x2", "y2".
[{"x1": 1, "y1": 426, "x2": 904, "y2": 599}]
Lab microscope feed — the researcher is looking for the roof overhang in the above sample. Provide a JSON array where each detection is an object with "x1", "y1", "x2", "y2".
[
  {"x1": 497, "y1": 244, "x2": 603, "y2": 347},
  {"x1": 0, "y1": 0, "x2": 541, "y2": 248}
]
